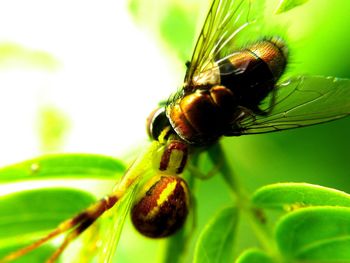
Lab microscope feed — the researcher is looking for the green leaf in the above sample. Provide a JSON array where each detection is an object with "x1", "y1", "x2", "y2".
[
  {"x1": 0, "y1": 188, "x2": 95, "y2": 243},
  {"x1": 274, "y1": 0, "x2": 309, "y2": 14},
  {"x1": 275, "y1": 206, "x2": 350, "y2": 261},
  {"x1": 0, "y1": 153, "x2": 126, "y2": 183},
  {"x1": 235, "y1": 249, "x2": 274, "y2": 263},
  {"x1": 193, "y1": 206, "x2": 238, "y2": 263},
  {"x1": 0, "y1": 244, "x2": 57, "y2": 263},
  {"x1": 0, "y1": 154, "x2": 126, "y2": 261},
  {"x1": 252, "y1": 183, "x2": 350, "y2": 210},
  {"x1": 297, "y1": 237, "x2": 350, "y2": 261}
]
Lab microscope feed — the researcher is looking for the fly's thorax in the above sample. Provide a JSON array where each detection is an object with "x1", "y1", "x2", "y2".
[
  {"x1": 131, "y1": 174, "x2": 190, "y2": 238},
  {"x1": 166, "y1": 85, "x2": 237, "y2": 145}
]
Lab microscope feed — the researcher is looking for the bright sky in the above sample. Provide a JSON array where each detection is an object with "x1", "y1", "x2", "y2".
[{"x1": 0, "y1": 0, "x2": 180, "y2": 165}]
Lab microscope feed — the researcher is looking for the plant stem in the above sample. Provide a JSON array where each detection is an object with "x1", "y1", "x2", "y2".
[{"x1": 207, "y1": 143, "x2": 282, "y2": 261}]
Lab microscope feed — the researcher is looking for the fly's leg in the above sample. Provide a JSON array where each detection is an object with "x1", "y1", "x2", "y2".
[
  {"x1": 0, "y1": 194, "x2": 120, "y2": 263},
  {"x1": 225, "y1": 85, "x2": 277, "y2": 133},
  {"x1": 186, "y1": 160, "x2": 222, "y2": 180},
  {"x1": 235, "y1": 106, "x2": 256, "y2": 122},
  {"x1": 224, "y1": 106, "x2": 257, "y2": 136},
  {"x1": 254, "y1": 86, "x2": 277, "y2": 115}
]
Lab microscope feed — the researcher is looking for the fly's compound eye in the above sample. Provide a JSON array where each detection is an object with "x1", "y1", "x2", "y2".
[
  {"x1": 146, "y1": 107, "x2": 170, "y2": 141},
  {"x1": 131, "y1": 175, "x2": 190, "y2": 238}
]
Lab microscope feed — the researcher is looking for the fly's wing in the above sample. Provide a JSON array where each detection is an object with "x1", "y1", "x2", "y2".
[
  {"x1": 229, "y1": 75, "x2": 350, "y2": 135},
  {"x1": 97, "y1": 179, "x2": 140, "y2": 263},
  {"x1": 184, "y1": 0, "x2": 267, "y2": 85},
  {"x1": 97, "y1": 142, "x2": 161, "y2": 263}
]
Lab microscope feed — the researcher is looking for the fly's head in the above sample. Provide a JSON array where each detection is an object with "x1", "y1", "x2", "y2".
[
  {"x1": 146, "y1": 106, "x2": 170, "y2": 142},
  {"x1": 147, "y1": 105, "x2": 189, "y2": 173}
]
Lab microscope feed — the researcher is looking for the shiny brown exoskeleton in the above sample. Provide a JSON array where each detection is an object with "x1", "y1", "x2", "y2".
[{"x1": 166, "y1": 38, "x2": 288, "y2": 145}]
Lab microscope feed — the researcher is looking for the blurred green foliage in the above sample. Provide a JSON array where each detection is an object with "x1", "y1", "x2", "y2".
[
  {"x1": 275, "y1": 0, "x2": 309, "y2": 14},
  {"x1": 0, "y1": 43, "x2": 58, "y2": 70},
  {"x1": 38, "y1": 106, "x2": 70, "y2": 152},
  {"x1": 128, "y1": 0, "x2": 204, "y2": 61}
]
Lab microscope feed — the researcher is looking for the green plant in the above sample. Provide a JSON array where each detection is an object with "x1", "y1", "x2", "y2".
[{"x1": 1, "y1": 145, "x2": 350, "y2": 263}]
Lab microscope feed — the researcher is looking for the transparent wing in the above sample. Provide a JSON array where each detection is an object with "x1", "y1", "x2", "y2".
[
  {"x1": 185, "y1": 0, "x2": 266, "y2": 84},
  {"x1": 230, "y1": 75, "x2": 350, "y2": 135},
  {"x1": 97, "y1": 142, "x2": 161, "y2": 263},
  {"x1": 97, "y1": 180, "x2": 140, "y2": 263}
]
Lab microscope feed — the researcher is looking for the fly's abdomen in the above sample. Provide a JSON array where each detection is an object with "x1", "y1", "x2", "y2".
[
  {"x1": 219, "y1": 38, "x2": 288, "y2": 110},
  {"x1": 166, "y1": 85, "x2": 236, "y2": 144}
]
